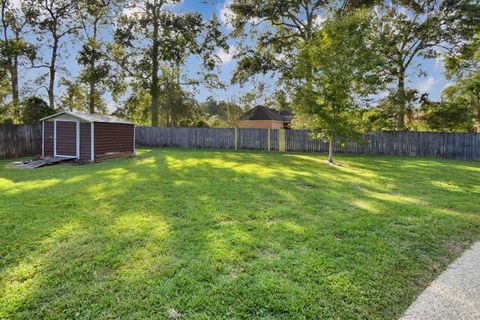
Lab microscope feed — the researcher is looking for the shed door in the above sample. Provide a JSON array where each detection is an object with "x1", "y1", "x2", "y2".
[{"x1": 56, "y1": 121, "x2": 77, "y2": 157}]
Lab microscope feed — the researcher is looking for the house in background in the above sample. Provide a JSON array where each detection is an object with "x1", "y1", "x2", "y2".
[{"x1": 235, "y1": 105, "x2": 294, "y2": 129}]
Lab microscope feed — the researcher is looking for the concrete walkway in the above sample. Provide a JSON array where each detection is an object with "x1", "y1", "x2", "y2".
[{"x1": 401, "y1": 242, "x2": 480, "y2": 320}]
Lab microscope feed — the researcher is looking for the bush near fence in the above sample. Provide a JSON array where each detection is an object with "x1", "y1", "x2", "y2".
[{"x1": 1, "y1": 124, "x2": 479, "y2": 160}]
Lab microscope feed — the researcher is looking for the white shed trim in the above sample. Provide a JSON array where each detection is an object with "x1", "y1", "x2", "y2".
[
  {"x1": 76, "y1": 120, "x2": 80, "y2": 159},
  {"x1": 90, "y1": 122, "x2": 94, "y2": 161},
  {"x1": 53, "y1": 120, "x2": 57, "y2": 157},
  {"x1": 41, "y1": 121, "x2": 44, "y2": 157}
]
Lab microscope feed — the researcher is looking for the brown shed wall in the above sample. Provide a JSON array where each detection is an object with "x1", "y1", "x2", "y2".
[
  {"x1": 94, "y1": 123, "x2": 134, "y2": 157},
  {"x1": 43, "y1": 121, "x2": 54, "y2": 157},
  {"x1": 80, "y1": 122, "x2": 91, "y2": 161}
]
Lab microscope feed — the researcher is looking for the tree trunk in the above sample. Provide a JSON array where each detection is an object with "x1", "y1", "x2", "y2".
[
  {"x1": 88, "y1": 22, "x2": 100, "y2": 114},
  {"x1": 89, "y1": 62, "x2": 95, "y2": 114},
  {"x1": 11, "y1": 31, "x2": 21, "y2": 108},
  {"x1": 150, "y1": 20, "x2": 160, "y2": 127},
  {"x1": 2, "y1": 15, "x2": 20, "y2": 120},
  {"x1": 476, "y1": 104, "x2": 480, "y2": 133},
  {"x1": 397, "y1": 68, "x2": 406, "y2": 131},
  {"x1": 48, "y1": 37, "x2": 59, "y2": 110},
  {"x1": 328, "y1": 138, "x2": 334, "y2": 163},
  {"x1": 10, "y1": 55, "x2": 19, "y2": 119},
  {"x1": 11, "y1": 56, "x2": 19, "y2": 102}
]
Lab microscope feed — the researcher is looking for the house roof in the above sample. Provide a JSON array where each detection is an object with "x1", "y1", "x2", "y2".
[
  {"x1": 40, "y1": 111, "x2": 134, "y2": 125},
  {"x1": 238, "y1": 105, "x2": 293, "y2": 122},
  {"x1": 279, "y1": 109, "x2": 294, "y2": 122}
]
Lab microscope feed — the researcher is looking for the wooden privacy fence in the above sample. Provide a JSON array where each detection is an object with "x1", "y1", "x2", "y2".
[
  {"x1": 0, "y1": 124, "x2": 42, "y2": 159},
  {"x1": 1, "y1": 125, "x2": 479, "y2": 160},
  {"x1": 136, "y1": 126, "x2": 480, "y2": 161}
]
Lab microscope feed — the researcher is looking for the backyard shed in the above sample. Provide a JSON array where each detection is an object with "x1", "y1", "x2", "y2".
[{"x1": 40, "y1": 111, "x2": 135, "y2": 162}]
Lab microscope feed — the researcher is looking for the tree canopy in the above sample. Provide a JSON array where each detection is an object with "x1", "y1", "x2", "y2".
[
  {"x1": 292, "y1": 9, "x2": 382, "y2": 162},
  {"x1": 0, "y1": 0, "x2": 479, "y2": 142}
]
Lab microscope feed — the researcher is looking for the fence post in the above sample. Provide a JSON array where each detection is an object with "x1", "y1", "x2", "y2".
[
  {"x1": 267, "y1": 128, "x2": 271, "y2": 151},
  {"x1": 279, "y1": 128, "x2": 286, "y2": 152},
  {"x1": 234, "y1": 127, "x2": 238, "y2": 150}
]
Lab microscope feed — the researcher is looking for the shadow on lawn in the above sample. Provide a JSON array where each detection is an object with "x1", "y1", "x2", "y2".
[{"x1": 1, "y1": 148, "x2": 479, "y2": 319}]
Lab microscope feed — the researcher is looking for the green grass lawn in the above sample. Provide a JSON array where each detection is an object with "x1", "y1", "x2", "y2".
[{"x1": 1, "y1": 148, "x2": 479, "y2": 319}]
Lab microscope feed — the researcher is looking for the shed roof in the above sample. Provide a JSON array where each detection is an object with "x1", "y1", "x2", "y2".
[{"x1": 40, "y1": 111, "x2": 134, "y2": 124}]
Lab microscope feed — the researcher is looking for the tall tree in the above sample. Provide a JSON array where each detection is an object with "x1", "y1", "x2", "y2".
[
  {"x1": 0, "y1": 0, "x2": 35, "y2": 118},
  {"x1": 158, "y1": 65, "x2": 192, "y2": 127},
  {"x1": 443, "y1": 32, "x2": 480, "y2": 131},
  {"x1": 227, "y1": 0, "x2": 377, "y2": 84},
  {"x1": 292, "y1": 10, "x2": 381, "y2": 163},
  {"x1": 76, "y1": 0, "x2": 117, "y2": 114},
  {"x1": 113, "y1": 0, "x2": 227, "y2": 127},
  {"x1": 375, "y1": 0, "x2": 480, "y2": 130},
  {"x1": 29, "y1": 0, "x2": 78, "y2": 109}
]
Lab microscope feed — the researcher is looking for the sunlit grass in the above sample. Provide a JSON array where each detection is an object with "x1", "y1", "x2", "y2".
[{"x1": 0, "y1": 148, "x2": 479, "y2": 319}]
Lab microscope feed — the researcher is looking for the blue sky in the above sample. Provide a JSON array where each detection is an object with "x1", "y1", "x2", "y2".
[{"x1": 20, "y1": 0, "x2": 450, "y2": 111}]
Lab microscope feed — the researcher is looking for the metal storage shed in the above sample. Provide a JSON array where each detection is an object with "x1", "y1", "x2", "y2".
[{"x1": 40, "y1": 111, "x2": 135, "y2": 162}]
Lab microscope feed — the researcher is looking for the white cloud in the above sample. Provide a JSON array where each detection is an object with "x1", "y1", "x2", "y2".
[
  {"x1": 107, "y1": 101, "x2": 120, "y2": 113},
  {"x1": 434, "y1": 56, "x2": 444, "y2": 70},
  {"x1": 248, "y1": 16, "x2": 263, "y2": 25},
  {"x1": 418, "y1": 77, "x2": 437, "y2": 93},
  {"x1": 164, "y1": 0, "x2": 184, "y2": 11},
  {"x1": 218, "y1": 46, "x2": 236, "y2": 64},
  {"x1": 313, "y1": 15, "x2": 325, "y2": 28},
  {"x1": 123, "y1": 1, "x2": 145, "y2": 18},
  {"x1": 220, "y1": 0, "x2": 263, "y2": 29},
  {"x1": 220, "y1": 0, "x2": 234, "y2": 29},
  {"x1": 122, "y1": 0, "x2": 184, "y2": 17},
  {"x1": 8, "y1": 0, "x2": 26, "y2": 13},
  {"x1": 274, "y1": 52, "x2": 286, "y2": 61}
]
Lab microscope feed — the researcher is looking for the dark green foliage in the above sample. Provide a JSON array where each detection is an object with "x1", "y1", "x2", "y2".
[
  {"x1": 292, "y1": 10, "x2": 383, "y2": 161},
  {"x1": 375, "y1": 0, "x2": 480, "y2": 130},
  {"x1": 229, "y1": 0, "x2": 379, "y2": 84},
  {"x1": 364, "y1": 90, "x2": 421, "y2": 131},
  {"x1": 420, "y1": 99, "x2": 474, "y2": 132},
  {"x1": 176, "y1": 118, "x2": 209, "y2": 128},
  {"x1": 20, "y1": 96, "x2": 55, "y2": 124},
  {"x1": 200, "y1": 97, "x2": 244, "y2": 127},
  {"x1": 443, "y1": 32, "x2": 480, "y2": 131},
  {"x1": 1, "y1": 0, "x2": 36, "y2": 120},
  {"x1": 112, "y1": 0, "x2": 228, "y2": 126},
  {"x1": 113, "y1": 89, "x2": 152, "y2": 125}
]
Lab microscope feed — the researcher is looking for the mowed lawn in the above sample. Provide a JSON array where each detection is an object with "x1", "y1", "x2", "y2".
[{"x1": 1, "y1": 149, "x2": 479, "y2": 319}]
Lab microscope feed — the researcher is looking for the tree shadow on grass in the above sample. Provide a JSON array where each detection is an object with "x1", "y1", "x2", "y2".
[{"x1": 1, "y1": 148, "x2": 479, "y2": 319}]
